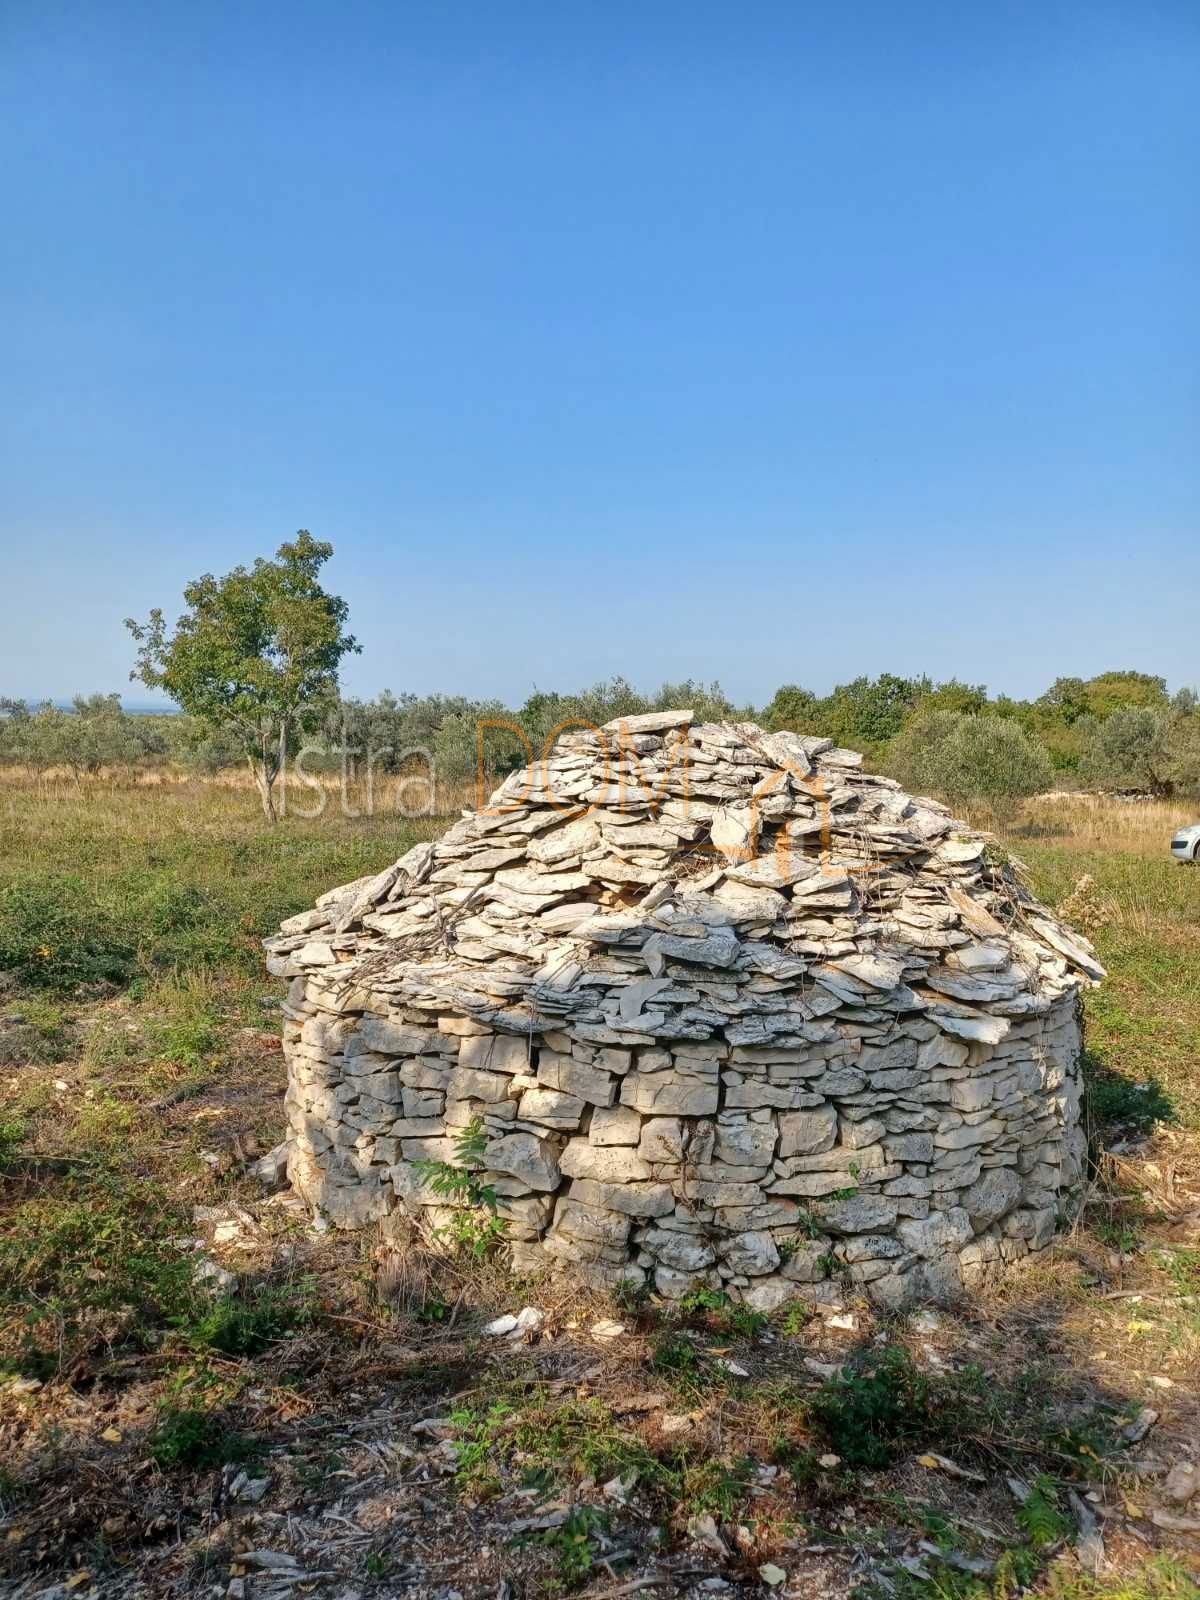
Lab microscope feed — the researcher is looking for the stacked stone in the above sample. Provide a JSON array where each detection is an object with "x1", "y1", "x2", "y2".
[{"x1": 265, "y1": 712, "x2": 1104, "y2": 1310}]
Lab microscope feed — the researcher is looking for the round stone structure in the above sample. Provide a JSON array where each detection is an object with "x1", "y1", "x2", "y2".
[{"x1": 265, "y1": 713, "x2": 1104, "y2": 1310}]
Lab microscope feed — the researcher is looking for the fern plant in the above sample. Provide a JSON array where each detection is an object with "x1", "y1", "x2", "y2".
[{"x1": 1015, "y1": 1475, "x2": 1071, "y2": 1549}]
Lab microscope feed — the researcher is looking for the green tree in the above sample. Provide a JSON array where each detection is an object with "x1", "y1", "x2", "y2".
[
  {"x1": 1164, "y1": 711, "x2": 1200, "y2": 797},
  {"x1": 1035, "y1": 669, "x2": 1168, "y2": 729},
  {"x1": 762, "y1": 683, "x2": 823, "y2": 734},
  {"x1": 8, "y1": 695, "x2": 160, "y2": 781},
  {"x1": 887, "y1": 711, "x2": 1054, "y2": 807},
  {"x1": 1079, "y1": 670, "x2": 1168, "y2": 719},
  {"x1": 0, "y1": 698, "x2": 31, "y2": 765},
  {"x1": 913, "y1": 677, "x2": 989, "y2": 718},
  {"x1": 1079, "y1": 706, "x2": 1174, "y2": 795},
  {"x1": 822, "y1": 673, "x2": 923, "y2": 757},
  {"x1": 126, "y1": 532, "x2": 358, "y2": 820},
  {"x1": 1035, "y1": 676, "x2": 1090, "y2": 726}
]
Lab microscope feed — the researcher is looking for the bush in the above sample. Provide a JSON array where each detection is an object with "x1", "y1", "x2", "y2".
[
  {"x1": 886, "y1": 711, "x2": 1054, "y2": 806},
  {"x1": 807, "y1": 1346, "x2": 933, "y2": 1467},
  {"x1": 1079, "y1": 705, "x2": 1186, "y2": 795},
  {"x1": 186, "y1": 1282, "x2": 314, "y2": 1356},
  {"x1": 0, "y1": 874, "x2": 135, "y2": 991},
  {"x1": 149, "y1": 1405, "x2": 254, "y2": 1470}
]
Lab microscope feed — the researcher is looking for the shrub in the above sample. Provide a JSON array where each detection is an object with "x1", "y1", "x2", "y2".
[
  {"x1": 185, "y1": 1282, "x2": 314, "y2": 1357},
  {"x1": 1081, "y1": 707, "x2": 1184, "y2": 793},
  {"x1": 887, "y1": 711, "x2": 1054, "y2": 806},
  {"x1": 0, "y1": 874, "x2": 135, "y2": 991},
  {"x1": 4, "y1": 695, "x2": 163, "y2": 778},
  {"x1": 149, "y1": 1405, "x2": 254, "y2": 1470},
  {"x1": 807, "y1": 1346, "x2": 933, "y2": 1467}
]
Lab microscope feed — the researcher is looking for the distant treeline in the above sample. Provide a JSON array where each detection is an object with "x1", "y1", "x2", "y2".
[{"x1": 2, "y1": 670, "x2": 1198, "y2": 803}]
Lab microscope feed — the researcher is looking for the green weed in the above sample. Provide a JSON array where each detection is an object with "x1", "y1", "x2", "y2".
[
  {"x1": 517, "y1": 1505, "x2": 609, "y2": 1589},
  {"x1": 183, "y1": 1280, "x2": 314, "y2": 1357},
  {"x1": 149, "y1": 1405, "x2": 255, "y2": 1471},
  {"x1": 0, "y1": 874, "x2": 135, "y2": 992},
  {"x1": 808, "y1": 1346, "x2": 933, "y2": 1468}
]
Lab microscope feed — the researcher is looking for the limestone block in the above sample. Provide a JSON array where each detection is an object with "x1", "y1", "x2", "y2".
[
  {"x1": 960, "y1": 1167, "x2": 1021, "y2": 1231},
  {"x1": 620, "y1": 1072, "x2": 718, "y2": 1117},
  {"x1": 568, "y1": 1177, "x2": 676, "y2": 1218},
  {"x1": 589, "y1": 1104, "x2": 642, "y2": 1146},
  {"x1": 539, "y1": 1052, "x2": 617, "y2": 1107},
  {"x1": 897, "y1": 1208, "x2": 973, "y2": 1259},
  {"x1": 459, "y1": 1033, "x2": 533, "y2": 1074},
  {"x1": 719, "y1": 1230, "x2": 780, "y2": 1276},
  {"x1": 483, "y1": 1132, "x2": 561, "y2": 1191},
  {"x1": 517, "y1": 1087, "x2": 587, "y2": 1131},
  {"x1": 560, "y1": 1143, "x2": 653, "y2": 1184},
  {"x1": 778, "y1": 1106, "x2": 838, "y2": 1156}
]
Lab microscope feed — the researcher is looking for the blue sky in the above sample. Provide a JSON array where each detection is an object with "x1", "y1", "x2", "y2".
[{"x1": 1, "y1": 1, "x2": 1197, "y2": 708}]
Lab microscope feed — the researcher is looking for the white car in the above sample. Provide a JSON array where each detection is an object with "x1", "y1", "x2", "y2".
[{"x1": 1171, "y1": 824, "x2": 1200, "y2": 862}]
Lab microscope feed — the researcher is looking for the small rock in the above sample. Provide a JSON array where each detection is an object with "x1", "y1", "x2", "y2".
[
  {"x1": 758, "y1": 1565, "x2": 787, "y2": 1588},
  {"x1": 240, "y1": 1551, "x2": 301, "y2": 1572},
  {"x1": 1121, "y1": 1406, "x2": 1158, "y2": 1444},
  {"x1": 1151, "y1": 1506, "x2": 1200, "y2": 1534},
  {"x1": 590, "y1": 1318, "x2": 625, "y2": 1340},
  {"x1": 411, "y1": 1416, "x2": 455, "y2": 1438},
  {"x1": 1068, "y1": 1490, "x2": 1105, "y2": 1576},
  {"x1": 819, "y1": 1453, "x2": 841, "y2": 1469},
  {"x1": 911, "y1": 1310, "x2": 940, "y2": 1334},
  {"x1": 1163, "y1": 1461, "x2": 1199, "y2": 1505},
  {"x1": 8, "y1": 1376, "x2": 43, "y2": 1396},
  {"x1": 715, "y1": 1357, "x2": 750, "y2": 1377},
  {"x1": 687, "y1": 1512, "x2": 730, "y2": 1561},
  {"x1": 826, "y1": 1312, "x2": 856, "y2": 1331},
  {"x1": 249, "y1": 1141, "x2": 290, "y2": 1188},
  {"x1": 194, "y1": 1257, "x2": 237, "y2": 1294}
]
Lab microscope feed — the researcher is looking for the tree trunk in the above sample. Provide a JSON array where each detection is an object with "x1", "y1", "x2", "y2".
[
  {"x1": 277, "y1": 718, "x2": 288, "y2": 818},
  {"x1": 248, "y1": 749, "x2": 278, "y2": 823}
]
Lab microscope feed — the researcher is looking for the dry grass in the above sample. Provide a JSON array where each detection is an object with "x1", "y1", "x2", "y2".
[
  {"x1": 1011, "y1": 796, "x2": 1196, "y2": 859},
  {"x1": 0, "y1": 760, "x2": 483, "y2": 818}
]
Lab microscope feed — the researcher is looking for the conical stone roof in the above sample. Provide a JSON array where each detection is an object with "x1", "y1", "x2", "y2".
[{"x1": 267, "y1": 712, "x2": 1104, "y2": 1309}]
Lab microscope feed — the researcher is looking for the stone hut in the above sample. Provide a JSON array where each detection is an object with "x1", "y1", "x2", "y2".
[{"x1": 264, "y1": 713, "x2": 1104, "y2": 1311}]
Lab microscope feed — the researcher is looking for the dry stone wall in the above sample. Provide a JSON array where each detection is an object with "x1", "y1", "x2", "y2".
[{"x1": 266, "y1": 714, "x2": 1103, "y2": 1310}]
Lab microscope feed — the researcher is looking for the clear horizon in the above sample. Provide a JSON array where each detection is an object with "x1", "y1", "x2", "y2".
[{"x1": 2, "y1": 2, "x2": 1197, "y2": 706}]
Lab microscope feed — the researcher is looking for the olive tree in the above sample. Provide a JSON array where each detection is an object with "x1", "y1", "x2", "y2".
[
  {"x1": 126, "y1": 532, "x2": 358, "y2": 820},
  {"x1": 887, "y1": 711, "x2": 1054, "y2": 808},
  {"x1": 1079, "y1": 705, "x2": 1194, "y2": 796}
]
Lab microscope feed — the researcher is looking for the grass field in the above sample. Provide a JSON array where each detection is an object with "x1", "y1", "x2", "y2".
[{"x1": 0, "y1": 778, "x2": 1197, "y2": 1599}]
